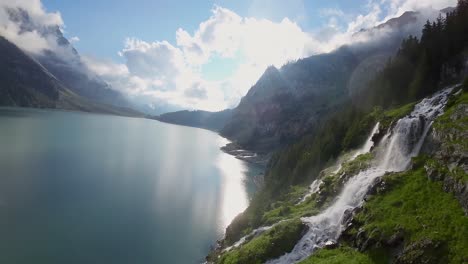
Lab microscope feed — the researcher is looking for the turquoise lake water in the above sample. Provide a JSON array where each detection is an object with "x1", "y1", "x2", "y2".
[{"x1": 0, "y1": 108, "x2": 261, "y2": 264}]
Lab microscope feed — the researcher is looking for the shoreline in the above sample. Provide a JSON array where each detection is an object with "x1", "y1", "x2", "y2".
[{"x1": 220, "y1": 142, "x2": 270, "y2": 167}]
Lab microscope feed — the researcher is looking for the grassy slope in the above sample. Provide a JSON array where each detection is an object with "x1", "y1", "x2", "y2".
[
  {"x1": 216, "y1": 219, "x2": 306, "y2": 264},
  {"x1": 300, "y1": 89, "x2": 468, "y2": 264},
  {"x1": 305, "y1": 163, "x2": 468, "y2": 264},
  {"x1": 212, "y1": 89, "x2": 467, "y2": 263},
  {"x1": 299, "y1": 247, "x2": 374, "y2": 264}
]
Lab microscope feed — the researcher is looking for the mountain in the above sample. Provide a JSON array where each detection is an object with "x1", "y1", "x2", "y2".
[
  {"x1": 221, "y1": 47, "x2": 359, "y2": 151},
  {"x1": 0, "y1": 36, "x2": 64, "y2": 108},
  {"x1": 158, "y1": 9, "x2": 437, "y2": 153},
  {"x1": 0, "y1": 36, "x2": 140, "y2": 116},
  {"x1": 5, "y1": 7, "x2": 131, "y2": 109}
]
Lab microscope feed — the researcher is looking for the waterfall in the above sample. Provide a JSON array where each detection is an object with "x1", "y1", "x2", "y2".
[
  {"x1": 298, "y1": 179, "x2": 323, "y2": 204},
  {"x1": 266, "y1": 87, "x2": 454, "y2": 264},
  {"x1": 299, "y1": 122, "x2": 380, "y2": 204},
  {"x1": 354, "y1": 122, "x2": 380, "y2": 158}
]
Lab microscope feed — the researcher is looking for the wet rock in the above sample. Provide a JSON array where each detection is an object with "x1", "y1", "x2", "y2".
[{"x1": 341, "y1": 208, "x2": 355, "y2": 227}]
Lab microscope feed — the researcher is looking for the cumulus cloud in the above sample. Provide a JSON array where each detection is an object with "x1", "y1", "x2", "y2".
[
  {"x1": 2, "y1": 0, "x2": 456, "y2": 112},
  {"x1": 89, "y1": 1, "x2": 456, "y2": 112},
  {"x1": 382, "y1": 0, "x2": 457, "y2": 20},
  {"x1": 0, "y1": 0, "x2": 63, "y2": 54},
  {"x1": 84, "y1": 6, "x2": 319, "y2": 111}
]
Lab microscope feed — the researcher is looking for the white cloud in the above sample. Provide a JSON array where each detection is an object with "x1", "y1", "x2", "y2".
[
  {"x1": 84, "y1": 6, "x2": 318, "y2": 111},
  {"x1": 347, "y1": 3, "x2": 382, "y2": 33},
  {"x1": 88, "y1": 1, "x2": 445, "y2": 112},
  {"x1": 0, "y1": 0, "x2": 63, "y2": 54},
  {"x1": 69, "y1": 36, "x2": 80, "y2": 43},
  {"x1": 382, "y1": 0, "x2": 457, "y2": 20},
  {"x1": 4, "y1": 0, "x2": 456, "y2": 112}
]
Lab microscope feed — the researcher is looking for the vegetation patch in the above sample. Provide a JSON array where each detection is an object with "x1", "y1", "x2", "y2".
[
  {"x1": 216, "y1": 219, "x2": 306, "y2": 264},
  {"x1": 348, "y1": 163, "x2": 468, "y2": 263},
  {"x1": 298, "y1": 247, "x2": 374, "y2": 264}
]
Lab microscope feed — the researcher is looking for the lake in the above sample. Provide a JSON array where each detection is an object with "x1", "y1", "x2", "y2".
[{"x1": 0, "y1": 108, "x2": 262, "y2": 264}]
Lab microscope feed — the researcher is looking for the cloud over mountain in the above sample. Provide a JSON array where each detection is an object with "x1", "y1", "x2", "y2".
[
  {"x1": 0, "y1": 0, "x2": 63, "y2": 54},
  {"x1": 0, "y1": 0, "x2": 458, "y2": 112}
]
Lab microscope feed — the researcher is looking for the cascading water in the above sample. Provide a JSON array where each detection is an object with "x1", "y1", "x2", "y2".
[
  {"x1": 300, "y1": 122, "x2": 381, "y2": 205},
  {"x1": 353, "y1": 122, "x2": 380, "y2": 159},
  {"x1": 266, "y1": 87, "x2": 454, "y2": 264}
]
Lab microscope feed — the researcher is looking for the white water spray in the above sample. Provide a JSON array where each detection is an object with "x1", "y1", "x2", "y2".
[
  {"x1": 266, "y1": 87, "x2": 454, "y2": 264},
  {"x1": 299, "y1": 122, "x2": 380, "y2": 205}
]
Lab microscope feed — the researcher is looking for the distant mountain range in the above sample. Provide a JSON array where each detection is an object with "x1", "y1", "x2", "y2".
[{"x1": 0, "y1": 7, "x2": 139, "y2": 116}]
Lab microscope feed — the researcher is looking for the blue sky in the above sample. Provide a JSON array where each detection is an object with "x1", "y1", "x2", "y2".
[
  {"x1": 5, "y1": 0, "x2": 455, "y2": 111},
  {"x1": 42, "y1": 0, "x2": 371, "y2": 61}
]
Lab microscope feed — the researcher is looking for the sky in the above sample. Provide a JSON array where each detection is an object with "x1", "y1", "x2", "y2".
[{"x1": 1, "y1": 0, "x2": 458, "y2": 112}]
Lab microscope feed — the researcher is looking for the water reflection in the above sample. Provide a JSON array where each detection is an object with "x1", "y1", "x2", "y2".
[
  {"x1": 216, "y1": 145, "x2": 249, "y2": 229},
  {"x1": 0, "y1": 108, "x2": 257, "y2": 264}
]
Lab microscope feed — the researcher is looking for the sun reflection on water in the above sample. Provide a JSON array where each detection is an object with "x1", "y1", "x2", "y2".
[{"x1": 215, "y1": 138, "x2": 249, "y2": 230}]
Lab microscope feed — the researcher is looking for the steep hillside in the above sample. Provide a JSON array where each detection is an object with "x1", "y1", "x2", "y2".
[
  {"x1": 206, "y1": 2, "x2": 468, "y2": 263},
  {"x1": 208, "y1": 85, "x2": 467, "y2": 264},
  {"x1": 220, "y1": 48, "x2": 358, "y2": 152}
]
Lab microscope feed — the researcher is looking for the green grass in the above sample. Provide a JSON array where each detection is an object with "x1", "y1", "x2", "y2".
[
  {"x1": 351, "y1": 165, "x2": 468, "y2": 263},
  {"x1": 215, "y1": 90, "x2": 466, "y2": 263},
  {"x1": 299, "y1": 247, "x2": 374, "y2": 264},
  {"x1": 337, "y1": 153, "x2": 373, "y2": 177},
  {"x1": 434, "y1": 90, "x2": 468, "y2": 131},
  {"x1": 218, "y1": 219, "x2": 306, "y2": 264},
  {"x1": 432, "y1": 89, "x2": 468, "y2": 181}
]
